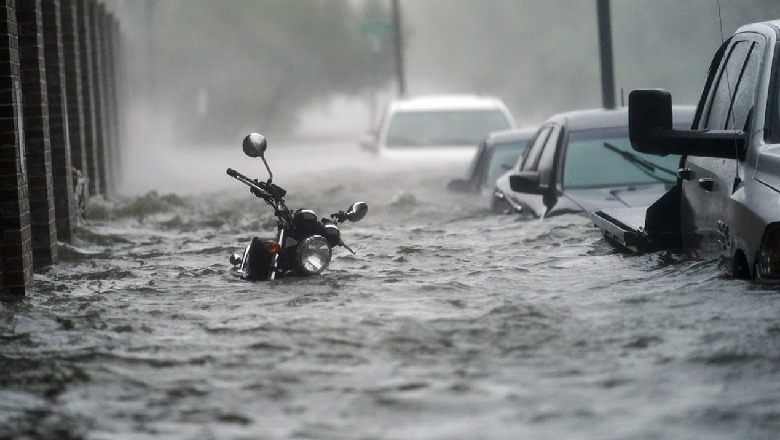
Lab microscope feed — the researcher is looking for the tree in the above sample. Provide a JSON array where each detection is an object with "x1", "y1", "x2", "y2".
[{"x1": 106, "y1": 0, "x2": 394, "y2": 145}]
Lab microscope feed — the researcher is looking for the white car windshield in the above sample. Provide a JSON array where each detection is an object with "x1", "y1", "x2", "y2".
[
  {"x1": 385, "y1": 110, "x2": 512, "y2": 148},
  {"x1": 563, "y1": 128, "x2": 680, "y2": 189}
]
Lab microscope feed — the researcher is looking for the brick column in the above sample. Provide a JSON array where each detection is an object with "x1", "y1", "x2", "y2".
[
  {"x1": 60, "y1": 0, "x2": 86, "y2": 198},
  {"x1": 0, "y1": 0, "x2": 33, "y2": 299},
  {"x1": 41, "y1": 0, "x2": 74, "y2": 242},
  {"x1": 77, "y1": 0, "x2": 98, "y2": 196},
  {"x1": 17, "y1": 0, "x2": 57, "y2": 269},
  {"x1": 90, "y1": 1, "x2": 107, "y2": 197},
  {"x1": 100, "y1": 7, "x2": 117, "y2": 196},
  {"x1": 108, "y1": 16, "x2": 121, "y2": 190}
]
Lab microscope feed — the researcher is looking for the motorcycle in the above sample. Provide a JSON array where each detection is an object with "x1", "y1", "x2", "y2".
[{"x1": 227, "y1": 133, "x2": 368, "y2": 281}]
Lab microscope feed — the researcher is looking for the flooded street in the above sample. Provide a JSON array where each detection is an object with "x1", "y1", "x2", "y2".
[{"x1": 2, "y1": 142, "x2": 780, "y2": 439}]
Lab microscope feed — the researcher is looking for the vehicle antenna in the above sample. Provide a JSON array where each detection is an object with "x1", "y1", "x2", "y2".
[{"x1": 717, "y1": 0, "x2": 725, "y2": 43}]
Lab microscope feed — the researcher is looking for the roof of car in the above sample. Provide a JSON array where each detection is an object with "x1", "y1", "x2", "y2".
[
  {"x1": 485, "y1": 126, "x2": 538, "y2": 146},
  {"x1": 546, "y1": 106, "x2": 696, "y2": 132},
  {"x1": 738, "y1": 19, "x2": 780, "y2": 37},
  {"x1": 548, "y1": 108, "x2": 629, "y2": 131},
  {"x1": 388, "y1": 94, "x2": 511, "y2": 112}
]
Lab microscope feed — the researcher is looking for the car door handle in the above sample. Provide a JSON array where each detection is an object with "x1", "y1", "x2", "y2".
[{"x1": 698, "y1": 178, "x2": 714, "y2": 192}]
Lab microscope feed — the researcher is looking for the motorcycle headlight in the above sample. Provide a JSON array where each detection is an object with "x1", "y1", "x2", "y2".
[
  {"x1": 296, "y1": 235, "x2": 332, "y2": 275},
  {"x1": 756, "y1": 224, "x2": 780, "y2": 279}
]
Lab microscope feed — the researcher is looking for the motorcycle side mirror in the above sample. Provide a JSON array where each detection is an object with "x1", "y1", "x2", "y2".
[
  {"x1": 345, "y1": 202, "x2": 368, "y2": 222},
  {"x1": 242, "y1": 133, "x2": 267, "y2": 158},
  {"x1": 243, "y1": 132, "x2": 274, "y2": 183}
]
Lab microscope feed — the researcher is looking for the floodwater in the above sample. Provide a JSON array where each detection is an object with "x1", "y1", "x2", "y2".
[{"x1": 1, "y1": 142, "x2": 780, "y2": 440}]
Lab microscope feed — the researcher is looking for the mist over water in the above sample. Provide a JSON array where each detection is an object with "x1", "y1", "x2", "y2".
[
  {"x1": 103, "y1": 0, "x2": 780, "y2": 151},
  {"x1": 3, "y1": 141, "x2": 780, "y2": 439}
]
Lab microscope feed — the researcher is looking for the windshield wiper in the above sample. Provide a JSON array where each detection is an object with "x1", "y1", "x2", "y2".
[{"x1": 602, "y1": 142, "x2": 677, "y2": 184}]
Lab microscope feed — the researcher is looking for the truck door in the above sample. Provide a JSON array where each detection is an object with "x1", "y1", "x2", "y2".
[{"x1": 680, "y1": 34, "x2": 765, "y2": 253}]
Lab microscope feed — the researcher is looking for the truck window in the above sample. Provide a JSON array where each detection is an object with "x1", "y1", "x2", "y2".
[
  {"x1": 727, "y1": 40, "x2": 764, "y2": 131},
  {"x1": 703, "y1": 40, "x2": 751, "y2": 130},
  {"x1": 702, "y1": 36, "x2": 765, "y2": 133}
]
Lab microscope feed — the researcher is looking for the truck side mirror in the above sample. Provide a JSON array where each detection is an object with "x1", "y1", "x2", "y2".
[
  {"x1": 629, "y1": 89, "x2": 673, "y2": 154},
  {"x1": 628, "y1": 89, "x2": 745, "y2": 159}
]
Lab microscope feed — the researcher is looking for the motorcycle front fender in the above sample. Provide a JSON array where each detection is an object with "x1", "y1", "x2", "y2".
[{"x1": 240, "y1": 237, "x2": 276, "y2": 281}]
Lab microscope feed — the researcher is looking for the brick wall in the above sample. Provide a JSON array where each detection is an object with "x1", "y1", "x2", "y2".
[
  {"x1": 17, "y1": 0, "x2": 58, "y2": 269},
  {"x1": 1, "y1": 0, "x2": 123, "y2": 299},
  {"x1": 0, "y1": 0, "x2": 34, "y2": 299},
  {"x1": 77, "y1": 0, "x2": 99, "y2": 196},
  {"x1": 90, "y1": 0, "x2": 106, "y2": 196},
  {"x1": 106, "y1": 15, "x2": 121, "y2": 191},
  {"x1": 41, "y1": 0, "x2": 74, "y2": 242},
  {"x1": 60, "y1": 0, "x2": 86, "y2": 194}
]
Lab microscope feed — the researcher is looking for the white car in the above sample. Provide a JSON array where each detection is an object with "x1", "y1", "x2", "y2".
[{"x1": 361, "y1": 94, "x2": 515, "y2": 164}]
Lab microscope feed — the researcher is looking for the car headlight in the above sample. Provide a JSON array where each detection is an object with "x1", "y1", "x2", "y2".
[
  {"x1": 296, "y1": 235, "x2": 332, "y2": 275},
  {"x1": 756, "y1": 224, "x2": 780, "y2": 279}
]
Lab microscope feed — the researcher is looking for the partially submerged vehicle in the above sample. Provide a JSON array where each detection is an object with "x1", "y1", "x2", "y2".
[
  {"x1": 447, "y1": 127, "x2": 536, "y2": 198},
  {"x1": 492, "y1": 107, "x2": 695, "y2": 217},
  {"x1": 360, "y1": 94, "x2": 515, "y2": 163},
  {"x1": 592, "y1": 19, "x2": 780, "y2": 281}
]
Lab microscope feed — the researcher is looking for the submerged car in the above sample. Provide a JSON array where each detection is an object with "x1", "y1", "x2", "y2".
[
  {"x1": 593, "y1": 19, "x2": 780, "y2": 281},
  {"x1": 447, "y1": 127, "x2": 537, "y2": 197},
  {"x1": 360, "y1": 94, "x2": 515, "y2": 163},
  {"x1": 492, "y1": 106, "x2": 695, "y2": 217}
]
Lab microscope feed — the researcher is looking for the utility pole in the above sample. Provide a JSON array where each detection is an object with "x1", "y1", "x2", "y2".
[
  {"x1": 597, "y1": 0, "x2": 616, "y2": 109},
  {"x1": 391, "y1": 0, "x2": 406, "y2": 97}
]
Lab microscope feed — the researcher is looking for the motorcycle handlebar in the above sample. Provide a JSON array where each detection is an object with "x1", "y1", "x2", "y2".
[
  {"x1": 226, "y1": 168, "x2": 241, "y2": 179},
  {"x1": 227, "y1": 168, "x2": 258, "y2": 188},
  {"x1": 226, "y1": 167, "x2": 290, "y2": 224},
  {"x1": 227, "y1": 167, "x2": 273, "y2": 200},
  {"x1": 227, "y1": 168, "x2": 260, "y2": 191}
]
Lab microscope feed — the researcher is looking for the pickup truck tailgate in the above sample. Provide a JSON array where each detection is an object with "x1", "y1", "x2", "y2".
[{"x1": 592, "y1": 207, "x2": 648, "y2": 252}]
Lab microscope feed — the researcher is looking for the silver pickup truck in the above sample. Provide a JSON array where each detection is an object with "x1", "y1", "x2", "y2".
[{"x1": 592, "y1": 19, "x2": 780, "y2": 281}]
